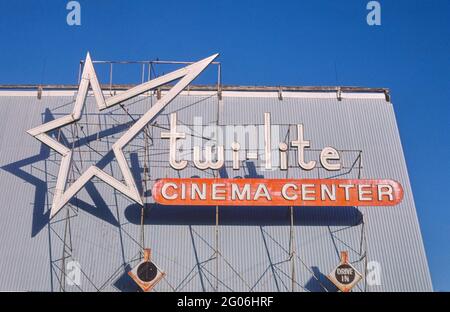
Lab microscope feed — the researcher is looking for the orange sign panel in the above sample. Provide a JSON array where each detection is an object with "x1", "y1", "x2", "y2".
[{"x1": 152, "y1": 178, "x2": 403, "y2": 207}]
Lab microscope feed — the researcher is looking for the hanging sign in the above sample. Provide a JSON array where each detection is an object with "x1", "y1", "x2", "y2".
[
  {"x1": 128, "y1": 248, "x2": 166, "y2": 292},
  {"x1": 154, "y1": 111, "x2": 405, "y2": 207},
  {"x1": 152, "y1": 178, "x2": 403, "y2": 206},
  {"x1": 327, "y1": 251, "x2": 363, "y2": 292}
]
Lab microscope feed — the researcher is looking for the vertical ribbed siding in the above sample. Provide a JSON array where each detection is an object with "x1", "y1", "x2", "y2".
[{"x1": 0, "y1": 92, "x2": 432, "y2": 291}]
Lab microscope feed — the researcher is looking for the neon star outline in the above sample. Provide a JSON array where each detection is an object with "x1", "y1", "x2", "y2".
[{"x1": 28, "y1": 52, "x2": 219, "y2": 218}]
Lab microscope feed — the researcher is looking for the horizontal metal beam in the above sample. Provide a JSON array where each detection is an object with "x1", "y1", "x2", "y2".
[
  {"x1": 80, "y1": 60, "x2": 221, "y2": 65},
  {"x1": 0, "y1": 84, "x2": 390, "y2": 94}
]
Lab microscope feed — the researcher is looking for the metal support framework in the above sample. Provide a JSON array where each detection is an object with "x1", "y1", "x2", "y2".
[
  {"x1": 40, "y1": 104, "x2": 368, "y2": 293},
  {"x1": 22, "y1": 54, "x2": 371, "y2": 292},
  {"x1": 77, "y1": 59, "x2": 222, "y2": 94}
]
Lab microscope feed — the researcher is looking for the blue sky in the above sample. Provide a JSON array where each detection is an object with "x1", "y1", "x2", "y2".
[{"x1": 0, "y1": 0, "x2": 449, "y2": 291}]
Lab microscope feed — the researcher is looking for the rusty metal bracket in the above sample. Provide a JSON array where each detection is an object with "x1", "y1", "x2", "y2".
[
  {"x1": 278, "y1": 87, "x2": 283, "y2": 101},
  {"x1": 37, "y1": 85, "x2": 43, "y2": 100}
]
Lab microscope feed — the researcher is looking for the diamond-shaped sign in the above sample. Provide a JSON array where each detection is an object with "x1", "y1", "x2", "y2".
[
  {"x1": 128, "y1": 249, "x2": 166, "y2": 292},
  {"x1": 327, "y1": 251, "x2": 363, "y2": 292}
]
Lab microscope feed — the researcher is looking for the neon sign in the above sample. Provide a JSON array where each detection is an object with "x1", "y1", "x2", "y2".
[{"x1": 153, "y1": 178, "x2": 403, "y2": 207}]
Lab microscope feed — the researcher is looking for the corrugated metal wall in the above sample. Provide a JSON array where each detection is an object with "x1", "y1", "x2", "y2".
[{"x1": 0, "y1": 91, "x2": 432, "y2": 291}]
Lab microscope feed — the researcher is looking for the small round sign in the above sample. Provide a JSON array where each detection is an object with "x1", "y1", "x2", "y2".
[
  {"x1": 334, "y1": 263, "x2": 356, "y2": 285},
  {"x1": 137, "y1": 261, "x2": 158, "y2": 282}
]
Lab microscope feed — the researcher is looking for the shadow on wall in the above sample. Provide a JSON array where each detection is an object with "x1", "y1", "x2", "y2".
[
  {"x1": 124, "y1": 203, "x2": 363, "y2": 226},
  {"x1": 0, "y1": 109, "x2": 132, "y2": 237},
  {"x1": 112, "y1": 264, "x2": 142, "y2": 292},
  {"x1": 304, "y1": 266, "x2": 340, "y2": 292}
]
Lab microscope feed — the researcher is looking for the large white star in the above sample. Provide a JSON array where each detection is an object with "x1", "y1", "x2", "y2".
[{"x1": 28, "y1": 52, "x2": 218, "y2": 218}]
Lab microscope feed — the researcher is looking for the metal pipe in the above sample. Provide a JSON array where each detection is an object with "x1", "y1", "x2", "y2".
[
  {"x1": 0, "y1": 83, "x2": 390, "y2": 94},
  {"x1": 79, "y1": 60, "x2": 220, "y2": 65}
]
